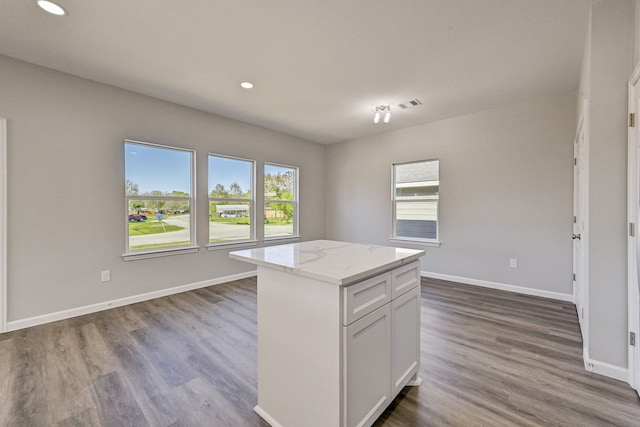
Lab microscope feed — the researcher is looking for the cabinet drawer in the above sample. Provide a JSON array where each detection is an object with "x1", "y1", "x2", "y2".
[
  {"x1": 343, "y1": 272, "x2": 391, "y2": 326},
  {"x1": 391, "y1": 261, "x2": 420, "y2": 298}
]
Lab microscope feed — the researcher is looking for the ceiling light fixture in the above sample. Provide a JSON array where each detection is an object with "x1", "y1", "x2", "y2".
[
  {"x1": 240, "y1": 81, "x2": 254, "y2": 89},
  {"x1": 373, "y1": 105, "x2": 391, "y2": 124},
  {"x1": 36, "y1": 0, "x2": 67, "y2": 16}
]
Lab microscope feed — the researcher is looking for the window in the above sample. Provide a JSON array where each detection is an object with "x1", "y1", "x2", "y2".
[
  {"x1": 124, "y1": 140, "x2": 195, "y2": 255},
  {"x1": 208, "y1": 154, "x2": 255, "y2": 244},
  {"x1": 392, "y1": 159, "x2": 439, "y2": 241},
  {"x1": 264, "y1": 163, "x2": 298, "y2": 239}
]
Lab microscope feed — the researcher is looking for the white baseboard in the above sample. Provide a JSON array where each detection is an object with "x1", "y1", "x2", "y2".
[
  {"x1": 585, "y1": 358, "x2": 628, "y2": 382},
  {"x1": 421, "y1": 271, "x2": 574, "y2": 303},
  {"x1": 254, "y1": 406, "x2": 284, "y2": 427},
  {"x1": 6, "y1": 270, "x2": 257, "y2": 332}
]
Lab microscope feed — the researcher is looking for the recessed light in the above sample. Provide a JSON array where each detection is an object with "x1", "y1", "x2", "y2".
[
  {"x1": 240, "y1": 81, "x2": 254, "y2": 89},
  {"x1": 37, "y1": 0, "x2": 67, "y2": 16}
]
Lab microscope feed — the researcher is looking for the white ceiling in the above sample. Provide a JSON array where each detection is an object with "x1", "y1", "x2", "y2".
[{"x1": 0, "y1": 0, "x2": 591, "y2": 144}]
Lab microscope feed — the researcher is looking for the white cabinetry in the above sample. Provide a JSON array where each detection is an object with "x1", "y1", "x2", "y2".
[
  {"x1": 229, "y1": 240, "x2": 424, "y2": 427},
  {"x1": 343, "y1": 261, "x2": 420, "y2": 427},
  {"x1": 344, "y1": 304, "x2": 392, "y2": 427},
  {"x1": 391, "y1": 286, "x2": 421, "y2": 395}
]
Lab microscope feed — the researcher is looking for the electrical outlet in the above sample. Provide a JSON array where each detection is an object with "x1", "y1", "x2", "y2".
[
  {"x1": 509, "y1": 259, "x2": 518, "y2": 269},
  {"x1": 101, "y1": 270, "x2": 111, "y2": 282}
]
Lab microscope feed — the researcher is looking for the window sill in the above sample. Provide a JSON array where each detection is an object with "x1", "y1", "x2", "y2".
[
  {"x1": 389, "y1": 238, "x2": 441, "y2": 248},
  {"x1": 207, "y1": 240, "x2": 259, "y2": 251},
  {"x1": 263, "y1": 235, "x2": 301, "y2": 246},
  {"x1": 122, "y1": 245, "x2": 200, "y2": 261}
]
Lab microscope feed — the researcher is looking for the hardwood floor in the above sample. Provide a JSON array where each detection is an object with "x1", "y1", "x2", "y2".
[
  {"x1": 1, "y1": 276, "x2": 639, "y2": 426},
  {"x1": 376, "y1": 278, "x2": 640, "y2": 426}
]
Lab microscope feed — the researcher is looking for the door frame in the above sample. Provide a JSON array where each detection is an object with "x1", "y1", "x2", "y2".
[
  {"x1": 574, "y1": 100, "x2": 590, "y2": 366},
  {"x1": 628, "y1": 66, "x2": 640, "y2": 391},
  {"x1": 0, "y1": 118, "x2": 6, "y2": 333}
]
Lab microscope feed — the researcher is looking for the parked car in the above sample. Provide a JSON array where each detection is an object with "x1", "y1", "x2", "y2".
[
  {"x1": 129, "y1": 214, "x2": 146, "y2": 222},
  {"x1": 221, "y1": 213, "x2": 240, "y2": 218}
]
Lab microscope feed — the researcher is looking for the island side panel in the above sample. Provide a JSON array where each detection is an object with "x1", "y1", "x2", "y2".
[{"x1": 256, "y1": 266, "x2": 343, "y2": 427}]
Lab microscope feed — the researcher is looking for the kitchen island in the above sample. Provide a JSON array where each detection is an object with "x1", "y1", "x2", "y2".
[{"x1": 229, "y1": 240, "x2": 425, "y2": 427}]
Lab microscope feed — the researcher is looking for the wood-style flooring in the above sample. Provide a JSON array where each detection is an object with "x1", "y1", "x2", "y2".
[{"x1": 0, "y1": 277, "x2": 639, "y2": 426}]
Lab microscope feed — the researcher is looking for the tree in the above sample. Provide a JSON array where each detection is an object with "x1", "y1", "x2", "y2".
[
  {"x1": 167, "y1": 190, "x2": 190, "y2": 213},
  {"x1": 130, "y1": 201, "x2": 144, "y2": 213},
  {"x1": 270, "y1": 190, "x2": 294, "y2": 221},
  {"x1": 125, "y1": 179, "x2": 139, "y2": 196},
  {"x1": 126, "y1": 180, "x2": 142, "y2": 213},
  {"x1": 229, "y1": 182, "x2": 243, "y2": 198},
  {"x1": 265, "y1": 171, "x2": 294, "y2": 199},
  {"x1": 210, "y1": 183, "x2": 228, "y2": 198},
  {"x1": 146, "y1": 190, "x2": 166, "y2": 211},
  {"x1": 265, "y1": 171, "x2": 294, "y2": 221}
]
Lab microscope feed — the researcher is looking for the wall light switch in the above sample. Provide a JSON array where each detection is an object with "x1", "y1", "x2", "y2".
[
  {"x1": 101, "y1": 270, "x2": 111, "y2": 282},
  {"x1": 509, "y1": 259, "x2": 518, "y2": 269}
]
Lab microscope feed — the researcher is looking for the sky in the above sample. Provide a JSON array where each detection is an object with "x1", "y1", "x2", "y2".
[
  {"x1": 125, "y1": 142, "x2": 293, "y2": 195},
  {"x1": 125, "y1": 142, "x2": 192, "y2": 194},
  {"x1": 208, "y1": 155, "x2": 252, "y2": 193}
]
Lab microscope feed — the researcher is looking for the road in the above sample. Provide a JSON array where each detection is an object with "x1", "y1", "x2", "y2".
[{"x1": 128, "y1": 215, "x2": 293, "y2": 248}]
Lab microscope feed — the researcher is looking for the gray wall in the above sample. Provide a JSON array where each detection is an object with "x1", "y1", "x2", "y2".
[
  {"x1": 583, "y1": 0, "x2": 633, "y2": 368},
  {"x1": 0, "y1": 55, "x2": 325, "y2": 322},
  {"x1": 635, "y1": 0, "x2": 640, "y2": 66},
  {"x1": 326, "y1": 92, "x2": 576, "y2": 295}
]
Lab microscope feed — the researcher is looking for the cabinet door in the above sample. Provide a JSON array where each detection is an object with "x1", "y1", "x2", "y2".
[
  {"x1": 344, "y1": 304, "x2": 391, "y2": 427},
  {"x1": 391, "y1": 286, "x2": 421, "y2": 396}
]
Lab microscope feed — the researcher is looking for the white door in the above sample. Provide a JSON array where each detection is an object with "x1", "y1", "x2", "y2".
[
  {"x1": 573, "y1": 111, "x2": 588, "y2": 359},
  {"x1": 628, "y1": 68, "x2": 640, "y2": 392},
  {"x1": 0, "y1": 118, "x2": 6, "y2": 333}
]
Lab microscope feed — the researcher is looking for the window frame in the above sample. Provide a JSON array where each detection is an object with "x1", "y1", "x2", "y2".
[
  {"x1": 264, "y1": 161, "x2": 300, "y2": 241},
  {"x1": 123, "y1": 139, "x2": 197, "y2": 260},
  {"x1": 391, "y1": 159, "x2": 440, "y2": 246},
  {"x1": 207, "y1": 153, "x2": 257, "y2": 248}
]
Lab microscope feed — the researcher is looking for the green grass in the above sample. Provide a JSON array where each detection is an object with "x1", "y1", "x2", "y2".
[{"x1": 129, "y1": 221, "x2": 183, "y2": 236}]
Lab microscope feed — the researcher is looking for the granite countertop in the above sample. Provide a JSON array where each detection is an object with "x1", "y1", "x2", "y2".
[{"x1": 229, "y1": 240, "x2": 424, "y2": 286}]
